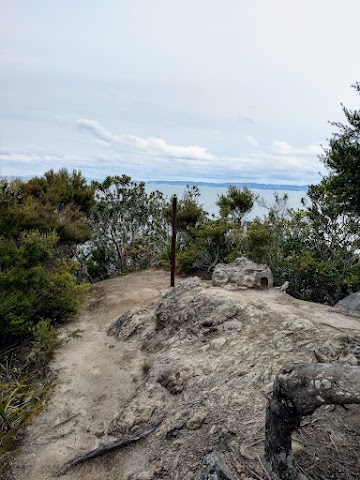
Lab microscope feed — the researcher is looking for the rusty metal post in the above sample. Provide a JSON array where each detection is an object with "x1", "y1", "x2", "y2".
[{"x1": 171, "y1": 195, "x2": 177, "y2": 287}]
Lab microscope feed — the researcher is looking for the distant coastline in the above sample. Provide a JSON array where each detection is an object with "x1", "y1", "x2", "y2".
[
  {"x1": 146, "y1": 180, "x2": 308, "y2": 191},
  {"x1": 1, "y1": 175, "x2": 308, "y2": 191}
]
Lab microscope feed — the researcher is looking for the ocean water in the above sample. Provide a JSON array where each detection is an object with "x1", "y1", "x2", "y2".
[{"x1": 145, "y1": 183, "x2": 307, "y2": 219}]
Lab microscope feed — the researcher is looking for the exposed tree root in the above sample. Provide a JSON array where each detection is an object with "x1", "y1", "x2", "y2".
[{"x1": 265, "y1": 363, "x2": 360, "y2": 480}]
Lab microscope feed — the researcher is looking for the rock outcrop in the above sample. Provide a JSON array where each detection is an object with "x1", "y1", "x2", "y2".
[
  {"x1": 12, "y1": 270, "x2": 360, "y2": 480},
  {"x1": 333, "y1": 292, "x2": 360, "y2": 318},
  {"x1": 212, "y1": 257, "x2": 273, "y2": 290}
]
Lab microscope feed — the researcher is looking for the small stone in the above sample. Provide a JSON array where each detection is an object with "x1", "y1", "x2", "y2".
[
  {"x1": 209, "y1": 425, "x2": 218, "y2": 435},
  {"x1": 152, "y1": 460, "x2": 163, "y2": 474},
  {"x1": 292, "y1": 441, "x2": 304, "y2": 453},
  {"x1": 172, "y1": 439, "x2": 183, "y2": 449},
  {"x1": 211, "y1": 337, "x2": 227, "y2": 348},
  {"x1": 186, "y1": 411, "x2": 207, "y2": 430},
  {"x1": 158, "y1": 370, "x2": 185, "y2": 394},
  {"x1": 200, "y1": 344, "x2": 211, "y2": 352},
  {"x1": 223, "y1": 319, "x2": 243, "y2": 331}
]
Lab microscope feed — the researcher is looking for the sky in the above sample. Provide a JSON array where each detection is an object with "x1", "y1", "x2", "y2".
[{"x1": 1, "y1": 0, "x2": 360, "y2": 185}]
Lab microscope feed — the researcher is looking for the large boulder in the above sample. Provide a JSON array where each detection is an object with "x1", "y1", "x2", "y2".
[
  {"x1": 212, "y1": 257, "x2": 273, "y2": 290},
  {"x1": 333, "y1": 292, "x2": 360, "y2": 318}
]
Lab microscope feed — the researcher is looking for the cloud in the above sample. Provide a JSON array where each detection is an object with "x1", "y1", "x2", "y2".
[
  {"x1": 0, "y1": 122, "x2": 325, "y2": 186},
  {"x1": 271, "y1": 139, "x2": 323, "y2": 156},
  {"x1": 243, "y1": 135, "x2": 259, "y2": 147},
  {"x1": 0, "y1": 148, "x2": 92, "y2": 177},
  {"x1": 77, "y1": 119, "x2": 216, "y2": 161},
  {"x1": 0, "y1": 149, "x2": 63, "y2": 165},
  {"x1": 271, "y1": 140, "x2": 293, "y2": 153}
]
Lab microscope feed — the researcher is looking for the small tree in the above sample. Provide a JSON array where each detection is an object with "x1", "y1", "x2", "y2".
[
  {"x1": 172, "y1": 186, "x2": 255, "y2": 274},
  {"x1": 83, "y1": 176, "x2": 168, "y2": 280},
  {"x1": 217, "y1": 186, "x2": 256, "y2": 224},
  {"x1": 319, "y1": 82, "x2": 360, "y2": 217}
]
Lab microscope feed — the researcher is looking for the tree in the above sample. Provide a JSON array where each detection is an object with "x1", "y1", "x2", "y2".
[
  {"x1": 163, "y1": 185, "x2": 207, "y2": 236},
  {"x1": 217, "y1": 186, "x2": 256, "y2": 224},
  {"x1": 82, "y1": 176, "x2": 168, "y2": 280},
  {"x1": 241, "y1": 191, "x2": 360, "y2": 305},
  {"x1": 319, "y1": 82, "x2": 360, "y2": 216},
  {"x1": 165, "y1": 186, "x2": 241, "y2": 274}
]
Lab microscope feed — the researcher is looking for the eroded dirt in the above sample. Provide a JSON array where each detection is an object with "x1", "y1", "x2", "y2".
[{"x1": 9, "y1": 270, "x2": 360, "y2": 480}]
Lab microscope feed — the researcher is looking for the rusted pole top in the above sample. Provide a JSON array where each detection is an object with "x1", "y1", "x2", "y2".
[{"x1": 171, "y1": 195, "x2": 177, "y2": 287}]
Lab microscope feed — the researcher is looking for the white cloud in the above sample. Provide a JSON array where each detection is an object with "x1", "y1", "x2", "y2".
[
  {"x1": 0, "y1": 149, "x2": 63, "y2": 164},
  {"x1": 77, "y1": 119, "x2": 216, "y2": 161},
  {"x1": 271, "y1": 140, "x2": 292, "y2": 153},
  {"x1": 243, "y1": 135, "x2": 259, "y2": 147},
  {"x1": 271, "y1": 139, "x2": 323, "y2": 157}
]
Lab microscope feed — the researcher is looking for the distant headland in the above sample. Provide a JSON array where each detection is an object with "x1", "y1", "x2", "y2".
[{"x1": 146, "y1": 180, "x2": 308, "y2": 191}]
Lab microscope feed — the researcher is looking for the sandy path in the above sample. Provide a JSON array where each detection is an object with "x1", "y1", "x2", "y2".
[{"x1": 11, "y1": 269, "x2": 172, "y2": 480}]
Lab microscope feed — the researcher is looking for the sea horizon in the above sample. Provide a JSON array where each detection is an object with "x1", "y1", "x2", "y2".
[{"x1": 0, "y1": 174, "x2": 308, "y2": 192}]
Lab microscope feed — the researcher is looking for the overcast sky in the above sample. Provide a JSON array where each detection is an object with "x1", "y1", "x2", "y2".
[{"x1": 1, "y1": 0, "x2": 360, "y2": 184}]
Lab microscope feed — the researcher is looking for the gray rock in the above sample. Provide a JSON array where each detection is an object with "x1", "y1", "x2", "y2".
[
  {"x1": 212, "y1": 257, "x2": 273, "y2": 290},
  {"x1": 155, "y1": 278, "x2": 242, "y2": 333},
  {"x1": 194, "y1": 450, "x2": 240, "y2": 480},
  {"x1": 186, "y1": 411, "x2": 207, "y2": 430},
  {"x1": 333, "y1": 292, "x2": 360, "y2": 318},
  {"x1": 158, "y1": 369, "x2": 186, "y2": 394},
  {"x1": 107, "y1": 308, "x2": 153, "y2": 339}
]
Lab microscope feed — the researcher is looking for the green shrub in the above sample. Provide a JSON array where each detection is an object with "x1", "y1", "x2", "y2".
[{"x1": 0, "y1": 231, "x2": 85, "y2": 341}]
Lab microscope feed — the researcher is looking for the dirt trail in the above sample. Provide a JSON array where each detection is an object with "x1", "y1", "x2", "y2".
[
  {"x1": 11, "y1": 270, "x2": 172, "y2": 480},
  {"x1": 10, "y1": 270, "x2": 360, "y2": 480}
]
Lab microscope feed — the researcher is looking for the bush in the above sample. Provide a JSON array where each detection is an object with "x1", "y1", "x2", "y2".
[
  {"x1": 0, "y1": 231, "x2": 84, "y2": 341},
  {"x1": 82, "y1": 175, "x2": 168, "y2": 281}
]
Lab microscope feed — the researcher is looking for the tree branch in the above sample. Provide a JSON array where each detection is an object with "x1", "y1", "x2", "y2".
[{"x1": 55, "y1": 416, "x2": 164, "y2": 477}]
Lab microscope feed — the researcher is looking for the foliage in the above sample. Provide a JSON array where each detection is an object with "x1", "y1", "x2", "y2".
[
  {"x1": 0, "y1": 169, "x2": 92, "y2": 341},
  {"x1": 0, "y1": 342, "x2": 53, "y2": 477},
  {"x1": 141, "y1": 362, "x2": 151, "y2": 374},
  {"x1": 174, "y1": 186, "x2": 250, "y2": 273},
  {"x1": 319, "y1": 82, "x2": 360, "y2": 216},
  {"x1": 217, "y1": 186, "x2": 257, "y2": 224},
  {"x1": 243, "y1": 192, "x2": 360, "y2": 305},
  {"x1": 241, "y1": 218, "x2": 274, "y2": 264},
  {"x1": 163, "y1": 185, "x2": 206, "y2": 235},
  {"x1": 0, "y1": 231, "x2": 85, "y2": 340},
  {"x1": 81, "y1": 175, "x2": 169, "y2": 281},
  {"x1": 30, "y1": 320, "x2": 62, "y2": 364},
  {"x1": 0, "y1": 169, "x2": 94, "y2": 245}
]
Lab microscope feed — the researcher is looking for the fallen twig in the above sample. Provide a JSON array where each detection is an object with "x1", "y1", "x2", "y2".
[{"x1": 55, "y1": 416, "x2": 164, "y2": 477}]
